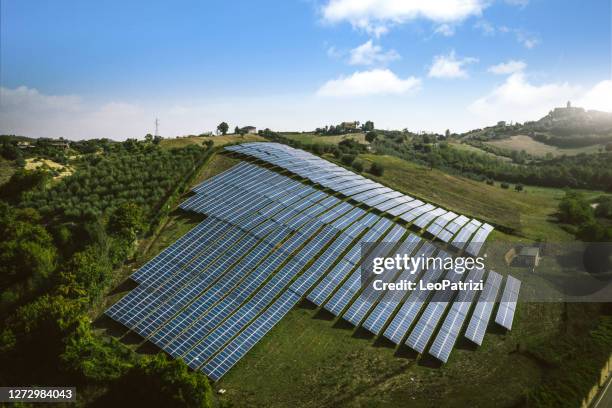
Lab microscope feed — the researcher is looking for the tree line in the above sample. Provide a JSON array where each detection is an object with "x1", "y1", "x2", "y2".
[{"x1": 0, "y1": 139, "x2": 215, "y2": 406}]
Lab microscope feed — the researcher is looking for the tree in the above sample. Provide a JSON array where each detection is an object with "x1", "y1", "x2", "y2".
[
  {"x1": 351, "y1": 160, "x2": 364, "y2": 172},
  {"x1": 108, "y1": 202, "x2": 145, "y2": 241},
  {"x1": 144, "y1": 134, "x2": 153, "y2": 143},
  {"x1": 370, "y1": 162, "x2": 384, "y2": 176},
  {"x1": 217, "y1": 122, "x2": 229, "y2": 135},
  {"x1": 365, "y1": 131, "x2": 378, "y2": 143},
  {"x1": 558, "y1": 192, "x2": 594, "y2": 224},
  {"x1": 99, "y1": 354, "x2": 213, "y2": 408},
  {"x1": 153, "y1": 135, "x2": 163, "y2": 145},
  {"x1": 0, "y1": 204, "x2": 58, "y2": 291},
  {"x1": 0, "y1": 169, "x2": 50, "y2": 202},
  {"x1": 445, "y1": 129, "x2": 451, "y2": 138},
  {"x1": 234, "y1": 126, "x2": 241, "y2": 135},
  {"x1": 500, "y1": 182, "x2": 510, "y2": 189},
  {"x1": 515, "y1": 184, "x2": 524, "y2": 192},
  {"x1": 362, "y1": 120, "x2": 374, "y2": 131}
]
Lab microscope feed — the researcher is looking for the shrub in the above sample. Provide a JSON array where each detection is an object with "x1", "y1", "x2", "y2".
[
  {"x1": 341, "y1": 154, "x2": 356, "y2": 166},
  {"x1": 352, "y1": 160, "x2": 364, "y2": 173},
  {"x1": 370, "y1": 162, "x2": 384, "y2": 176}
]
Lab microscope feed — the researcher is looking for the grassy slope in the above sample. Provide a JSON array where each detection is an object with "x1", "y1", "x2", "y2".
[
  {"x1": 160, "y1": 134, "x2": 265, "y2": 149},
  {"x1": 216, "y1": 302, "x2": 555, "y2": 408},
  {"x1": 358, "y1": 154, "x2": 581, "y2": 241},
  {"x1": 485, "y1": 134, "x2": 605, "y2": 157},
  {"x1": 282, "y1": 132, "x2": 367, "y2": 145}
]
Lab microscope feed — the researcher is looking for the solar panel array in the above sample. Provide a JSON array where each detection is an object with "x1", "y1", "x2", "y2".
[
  {"x1": 495, "y1": 275, "x2": 521, "y2": 330},
  {"x1": 106, "y1": 152, "x2": 518, "y2": 381},
  {"x1": 225, "y1": 142, "x2": 494, "y2": 253}
]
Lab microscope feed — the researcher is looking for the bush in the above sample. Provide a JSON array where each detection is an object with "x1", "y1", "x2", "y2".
[
  {"x1": 352, "y1": 160, "x2": 364, "y2": 172},
  {"x1": 500, "y1": 182, "x2": 510, "y2": 189},
  {"x1": 369, "y1": 162, "x2": 384, "y2": 176},
  {"x1": 515, "y1": 184, "x2": 524, "y2": 192},
  {"x1": 99, "y1": 354, "x2": 213, "y2": 408},
  {"x1": 341, "y1": 154, "x2": 356, "y2": 166},
  {"x1": 485, "y1": 179, "x2": 494, "y2": 186}
]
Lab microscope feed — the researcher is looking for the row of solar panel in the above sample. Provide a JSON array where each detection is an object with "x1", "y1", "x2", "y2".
[
  {"x1": 107, "y1": 163, "x2": 397, "y2": 380},
  {"x1": 107, "y1": 162, "x2": 518, "y2": 381},
  {"x1": 224, "y1": 143, "x2": 494, "y2": 255},
  {"x1": 184, "y1": 164, "x2": 517, "y2": 370}
]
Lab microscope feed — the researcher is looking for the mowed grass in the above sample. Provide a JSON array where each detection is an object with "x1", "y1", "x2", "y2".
[
  {"x1": 282, "y1": 132, "x2": 367, "y2": 145},
  {"x1": 485, "y1": 134, "x2": 605, "y2": 157},
  {"x1": 356, "y1": 154, "x2": 579, "y2": 241},
  {"x1": 160, "y1": 133, "x2": 265, "y2": 149},
  {"x1": 449, "y1": 141, "x2": 512, "y2": 161},
  {"x1": 217, "y1": 302, "x2": 551, "y2": 408}
]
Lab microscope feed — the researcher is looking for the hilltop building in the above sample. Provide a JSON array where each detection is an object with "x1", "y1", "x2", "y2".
[{"x1": 241, "y1": 126, "x2": 257, "y2": 134}]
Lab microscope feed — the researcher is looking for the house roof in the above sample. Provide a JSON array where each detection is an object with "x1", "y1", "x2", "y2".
[{"x1": 519, "y1": 247, "x2": 540, "y2": 257}]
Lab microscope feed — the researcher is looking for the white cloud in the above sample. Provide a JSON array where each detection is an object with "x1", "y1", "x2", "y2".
[
  {"x1": 515, "y1": 30, "x2": 539, "y2": 49},
  {"x1": 434, "y1": 24, "x2": 456, "y2": 37},
  {"x1": 321, "y1": 0, "x2": 488, "y2": 36},
  {"x1": 348, "y1": 40, "x2": 400, "y2": 66},
  {"x1": 577, "y1": 80, "x2": 612, "y2": 112},
  {"x1": 326, "y1": 45, "x2": 343, "y2": 59},
  {"x1": 474, "y1": 19, "x2": 495, "y2": 35},
  {"x1": 468, "y1": 72, "x2": 581, "y2": 122},
  {"x1": 316, "y1": 69, "x2": 421, "y2": 97},
  {"x1": 488, "y1": 60, "x2": 527, "y2": 75},
  {"x1": 428, "y1": 51, "x2": 478, "y2": 79}
]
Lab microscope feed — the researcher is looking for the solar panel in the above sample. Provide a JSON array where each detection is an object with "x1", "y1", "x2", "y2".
[
  {"x1": 202, "y1": 290, "x2": 301, "y2": 381},
  {"x1": 381, "y1": 250, "x2": 450, "y2": 344},
  {"x1": 464, "y1": 270, "x2": 502, "y2": 345},
  {"x1": 429, "y1": 267, "x2": 485, "y2": 363},
  {"x1": 361, "y1": 243, "x2": 436, "y2": 336},
  {"x1": 405, "y1": 266, "x2": 464, "y2": 354},
  {"x1": 341, "y1": 233, "x2": 419, "y2": 327},
  {"x1": 495, "y1": 275, "x2": 521, "y2": 330}
]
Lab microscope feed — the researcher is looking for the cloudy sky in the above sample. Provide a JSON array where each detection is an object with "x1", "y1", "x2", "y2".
[{"x1": 1, "y1": 0, "x2": 611, "y2": 139}]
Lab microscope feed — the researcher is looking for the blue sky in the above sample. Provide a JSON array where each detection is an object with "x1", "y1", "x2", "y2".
[{"x1": 1, "y1": 0, "x2": 611, "y2": 139}]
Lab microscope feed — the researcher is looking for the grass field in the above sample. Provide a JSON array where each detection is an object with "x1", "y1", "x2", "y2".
[
  {"x1": 0, "y1": 158, "x2": 15, "y2": 185},
  {"x1": 354, "y1": 154, "x2": 587, "y2": 241},
  {"x1": 25, "y1": 157, "x2": 74, "y2": 179},
  {"x1": 215, "y1": 300, "x2": 563, "y2": 408},
  {"x1": 160, "y1": 133, "x2": 265, "y2": 149},
  {"x1": 485, "y1": 135, "x2": 605, "y2": 157},
  {"x1": 449, "y1": 141, "x2": 513, "y2": 161},
  {"x1": 282, "y1": 132, "x2": 367, "y2": 145}
]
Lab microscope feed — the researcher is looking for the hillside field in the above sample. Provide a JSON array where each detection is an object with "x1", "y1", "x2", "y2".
[
  {"x1": 160, "y1": 133, "x2": 265, "y2": 149},
  {"x1": 282, "y1": 132, "x2": 367, "y2": 145},
  {"x1": 484, "y1": 134, "x2": 605, "y2": 157}
]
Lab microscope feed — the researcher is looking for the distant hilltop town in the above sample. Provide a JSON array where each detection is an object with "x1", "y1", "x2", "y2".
[{"x1": 536, "y1": 101, "x2": 612, "y2": 129}]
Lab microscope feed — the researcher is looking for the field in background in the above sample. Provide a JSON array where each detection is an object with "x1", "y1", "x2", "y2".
[
  {"x1": 160, "y1": 133, "x2": 265, "y2": 149},
  {"x1": 355, "y1": 154, "x2": 591, "y2": 241},
  {"x1": 282, "y1": 132, "x2": 367, "y2": 145},
  {"x1": 25, "y1": 157, "x2": 73, "y2": 179},
  {"x1": 485, "y1": 135, "x2": 605, "y2": 157}
]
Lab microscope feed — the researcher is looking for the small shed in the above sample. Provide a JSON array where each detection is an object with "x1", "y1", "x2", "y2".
[{"x1": 517, "y1": 247, "x2": 541, "y2": 267}]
